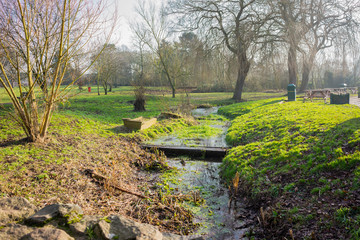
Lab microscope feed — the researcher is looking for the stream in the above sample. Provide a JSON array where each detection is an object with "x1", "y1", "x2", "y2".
[
  {"x1": 147, "y1": 107, "x2": 250, "y2": 239},
  {"x1": 149, "y1": 107, "x2": 228, "y2": 148}
]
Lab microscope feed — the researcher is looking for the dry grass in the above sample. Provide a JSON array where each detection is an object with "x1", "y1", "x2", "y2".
[{"x1": 0, "y1": 115, "x2": 197, "y2": 234}]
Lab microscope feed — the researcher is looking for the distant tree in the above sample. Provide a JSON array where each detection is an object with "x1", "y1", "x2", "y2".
[
  {"x1": 93, "y1": 44, "x2": 118, "y2": 95},
  {"x1": 270, "y1": 0, "x2": 310, "y2": 86},
  {"x1": 167, "y1": 0, "x2": 275, "y2": 102},
  {"x1": 270, "y1": 0, "x2": 359, "y2": 91},
  {"x1": 131, "y1": 21, "x2": 148, "y2": 111},
  {"x1": 298, "y1": 0, "x2": 359, "y2": 92},
  {"x1": 135, "y1": 0, "x2": 191, "y2": 98},
  {"x1": 0, "y1": 0, "x2": 115, "y2": 142}
]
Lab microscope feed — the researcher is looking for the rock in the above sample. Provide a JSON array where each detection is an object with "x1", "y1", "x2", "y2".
[
  {"x1": 58, "y1": 204, "x2": 83, "y2": 223},
  {"x1": 26, "y1": 204, "x2": 83, "y2": 226},
  {"x1": 94, "y1": 215, "x2": 163, "y2": 240},
  {"x1": 20, "y1": 227, "x2": 74, "y2": 240},
  {"x1": 69, "y1": 215, "x2": 100, "y2": 236},
  {"x1": 162, "y1": 232, "x2": 187, "y2": 240},
  {"x1": 0, "y1": 223, "x2": 35, "y2": 240},
  {"x1": 234, "y1": 220, "x2": 247, "y2": 229},
  {"x1": 0, "y1": 197, "x2": 37, "y2": 225}
]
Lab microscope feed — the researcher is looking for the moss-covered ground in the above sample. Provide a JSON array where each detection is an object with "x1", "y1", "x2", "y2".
[{"x1": 219, "y1": 99, "x2": 360, "y2": 239}]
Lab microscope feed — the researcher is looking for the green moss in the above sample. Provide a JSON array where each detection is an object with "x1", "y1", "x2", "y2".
[
  {"x1": 176, "y1": 124, "x2": 223, "y2": 139},
  {"x1": 284, "y1": 183, "x2": 296, "y2": 192},
  {"x1": 335, "y1": 207, "x2": 360, "y2": 239},
  {"x1": 66, "y1": 213, "x2": 83, "y2": 224}
]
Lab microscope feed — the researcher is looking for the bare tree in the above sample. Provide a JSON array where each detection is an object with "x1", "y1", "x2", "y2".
[
  {"x1": 167, "y1": 0, "x2": 275, "y2": 102},
  {"x1": 135, "y1": 0, "x2": 190, "y2": 98},
  {"x1": 270, "y1": 0, "x2": 359, "y2": 90},
  {"x1": 299, "y1": 0, "x2": 359, "y2": 92},
  {"x1": 131, "y1": 22, "x2": 148, "y2": 111},
  {"x1": 0, "y1": 0, "x2": 116, "y2": 142},
  {"x1": 93, "y1": 44, "x2": 118, "y2": 95},
  {"x1": 270, "y1": 0, "x2": 310, "y2": 86}
]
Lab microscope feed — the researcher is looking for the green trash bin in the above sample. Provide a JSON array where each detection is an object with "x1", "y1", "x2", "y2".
[{"x1": 287, "y1": 84, "x2": 296, "y2": 101}]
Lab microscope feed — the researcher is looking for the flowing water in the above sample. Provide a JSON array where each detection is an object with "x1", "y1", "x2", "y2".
[
  {"x1": 151, "y1": 107, "x2": 250, "y2": 239},
  {"x1": 164, "y1": 159, "x2": 249, "y2": 239}
]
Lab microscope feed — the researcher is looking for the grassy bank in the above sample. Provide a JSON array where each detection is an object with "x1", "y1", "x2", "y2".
[
  {"x1": 0, "y1": 86, "x2": 285, "y2": 236},
  {"x1": 0, "y1": 111, "x2": 203, "y2": 234},
  {"x1": 219, "y1": 99, "x2": 360, "y2": 239}
]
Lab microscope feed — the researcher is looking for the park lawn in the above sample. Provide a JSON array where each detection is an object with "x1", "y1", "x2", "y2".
[
  {"x1": 219, "y1": 99, "x2": 360, "y2": 239},
  {"x1": 1, "y1": 86, "x2": 285, "y2": 124}
]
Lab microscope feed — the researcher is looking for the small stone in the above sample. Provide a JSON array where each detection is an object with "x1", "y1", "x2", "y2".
[
  {"x1": 0, "y1": 197, "x2": 37, "y2": 225},
  {"x1": 0, "y1": 223, "x2": 35, "y2": 239},
  {"x1": 94, "y1": 215, "x2": 163, "y2": 240},
  {"x1": 234, "y1": 220, "x2": 247, "y2": 229},
  {"x1": 20, "y1": 227, "x2": 74, "y2": 240}
]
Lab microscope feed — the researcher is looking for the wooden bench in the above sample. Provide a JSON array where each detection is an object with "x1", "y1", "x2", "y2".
[
  {"x1": 327, "y1": 87, "x2": 357, "y2": 94},
  {"x1": 303, "y1": 89, "x2": 331, "y2": 103},
  {"x1": 346, "y1": 87, "x2": 357, "y2": 94}
]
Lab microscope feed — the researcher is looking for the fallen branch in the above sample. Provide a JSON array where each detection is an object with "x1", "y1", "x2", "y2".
[{"x1": 84, "y1": 169, "x2": 149, "y2": 199}]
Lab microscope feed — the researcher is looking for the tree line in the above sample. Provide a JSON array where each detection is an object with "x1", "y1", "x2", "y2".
[{"x1": 91, "y1": 0, "x2": 360, "y2": 101}]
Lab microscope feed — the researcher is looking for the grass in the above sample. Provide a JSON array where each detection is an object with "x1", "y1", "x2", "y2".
[
  {"x1": 0, "y1": 86, "x2": 286, "y2": 236},
  {"x1": 219, "y1": 98, "x2": 360, "y2": 239}
]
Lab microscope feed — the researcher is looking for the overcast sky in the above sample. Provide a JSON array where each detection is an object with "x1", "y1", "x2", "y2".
[
  {"x1": 110, "y1": 1, "x2": 138, "y2": 48},
  {"x1": 107, "y1": 0, "x2": 167, "y2": 49}
]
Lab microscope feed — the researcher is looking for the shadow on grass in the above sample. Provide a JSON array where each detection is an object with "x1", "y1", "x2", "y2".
[
  {"x1": 258, "y1": 99, "x2": 283, "y2": 108},
  {"x1": 0, "y1": 137, "x2": 29, "y2": 148},
  {"x1": 107, "y1": 125, "x2": 134, "y2": 134}
]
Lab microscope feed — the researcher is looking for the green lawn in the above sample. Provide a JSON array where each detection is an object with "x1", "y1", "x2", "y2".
[{"x1": 219, "y1": 99, "x2": 360, "y2": 239}]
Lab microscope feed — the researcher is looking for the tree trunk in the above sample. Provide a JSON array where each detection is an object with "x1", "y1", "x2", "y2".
[
  {"x1": 288, "y1": 45, "x2": 298, "y2": 85},
  {"x1": 299, "y1": 53, "x2": 317, "y2": 92},
  {"x1": 97, "y1": 77, "x2": 100, "y2": 95},
  {"x1": 172, "y1": 87, "x2": 175, "y2": 98},
  {"x1": 134, "y1": 98, "x2": 146, "y2": 111},
  {"x1": 232, "y1": 53, "x2": 250, "y2": 102}
]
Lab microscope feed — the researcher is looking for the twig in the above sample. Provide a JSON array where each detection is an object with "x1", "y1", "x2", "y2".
[{"x1": 85, "y1": 169, "x2": 149, "y2": 199}]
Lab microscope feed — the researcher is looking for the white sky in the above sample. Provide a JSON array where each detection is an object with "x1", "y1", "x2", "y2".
[
  {"x1": 109, "y1": 1, "x2": 138, "y2": 48},
  {"x1": 107, "y1": 0, "x2": 167, "y2": 49}
]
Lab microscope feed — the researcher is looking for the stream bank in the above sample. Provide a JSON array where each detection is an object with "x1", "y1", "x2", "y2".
[{"x1": 147, "y1": 107, "x2": 254, "y2": 239}]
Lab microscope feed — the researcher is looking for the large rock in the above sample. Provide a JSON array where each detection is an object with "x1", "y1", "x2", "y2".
[
  {"x1": 20, "y1": 227, "x2": 74, "y2": 240},
  {"x1": 0, "y1": 197, "x2": 37, "y2": 225},
  {"x1": 0, "y1": 223, "x2": 35, "y2": 240},
  {"x1": 26, "y1": 204, "x2": 83, "y2": 226},
  {"x1": 68, "y1": 215, "x2": 100, "y2": 236},
  {"x1": 94, "y1": 215, "x2": 163, "y2": 240}
]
